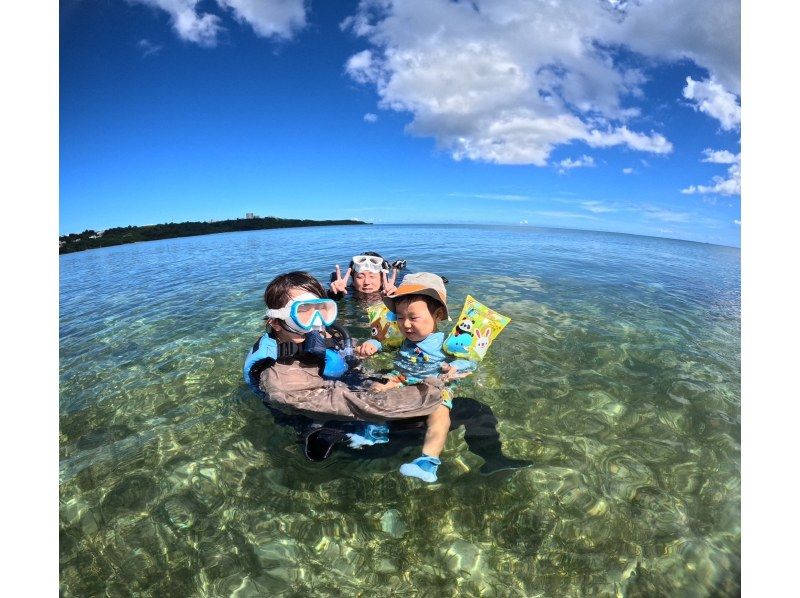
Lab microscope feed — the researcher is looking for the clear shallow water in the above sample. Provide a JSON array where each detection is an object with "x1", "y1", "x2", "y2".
[{"x1": 59, "y1": 224, "x2": 740, "y2": 596}]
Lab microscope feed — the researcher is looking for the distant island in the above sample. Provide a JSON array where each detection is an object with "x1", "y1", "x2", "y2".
[{"x1": 59, "y1": 216, "x2": 369, "y2": 254}]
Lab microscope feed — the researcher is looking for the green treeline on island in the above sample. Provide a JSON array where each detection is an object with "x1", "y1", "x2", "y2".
[{"x1": 59, "y1": 216, "x2": 369, "y2": 254}]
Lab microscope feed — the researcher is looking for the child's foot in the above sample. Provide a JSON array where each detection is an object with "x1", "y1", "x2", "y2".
[
  {"x1": 399, "y1": 455, "x2": 441, "y2": 483},
  {"x1": 479, "y1": 456, "x2": 534, "y2": 475},
  {"x1": 346, "y1": 423, "x2": 390, "y2": 449}
]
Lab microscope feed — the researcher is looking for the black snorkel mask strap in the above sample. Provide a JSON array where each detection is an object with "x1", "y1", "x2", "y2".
[{"x1": 327, "y1": 323, "x2": 357, "y2": 366}]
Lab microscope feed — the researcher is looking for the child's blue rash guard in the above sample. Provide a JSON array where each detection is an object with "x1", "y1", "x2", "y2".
[{"x1": 364, "y1": 332, "x2": 476, "y2": 385}]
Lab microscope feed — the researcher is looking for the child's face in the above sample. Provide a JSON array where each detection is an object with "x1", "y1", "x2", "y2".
[
  {"x1": 353, "y1": 271, "x2": 381, "y2": 294},
  {"x1": 395, "y1": 298, "x2": 442, "y2": 342}
]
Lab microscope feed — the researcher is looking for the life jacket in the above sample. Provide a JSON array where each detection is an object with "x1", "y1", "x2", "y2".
[{"x1": 243, "y1": 325, "x2": 353, "y2": 396}]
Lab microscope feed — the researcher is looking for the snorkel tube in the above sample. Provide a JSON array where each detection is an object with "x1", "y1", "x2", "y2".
[
  {"x1": 327, "y1": 322, "x2": 357, "y2": 367},
  {"x1": 298, "y1": 321, "x2": 350, "y2": 379}
]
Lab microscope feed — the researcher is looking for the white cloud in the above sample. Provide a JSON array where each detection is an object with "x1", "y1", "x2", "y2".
[
  {"x1": 612, "y1": 0, "x2": 740, "y2": 95},
  {"x1": 734, "y1": 219, "x2": 741, "y2": 225},
  {"x1": 345, "y1": 49, "x2": 381, "y2": 84},
  {"x1": 582, "y1": 126, "x2": 672, "y2": 154},
  {"x1": 581, "y1": 200, "x2": 616, "y2": 213},
  {"x1": 701, "y1": 148, "x2": 738, "y2": 164},
  {"x1": 129, "y1": 0, "x2": 307, "y2": 45},
  {"x1": 448, "y1": 192, "x2": 531, "y2": 201},
  {"x1": 639, "y1": 206, "x2": 692, "y2": 223},
  {"x1": 346, "y1": 206, "x2": 402, "y2": 212},
  {"x1": 363, "y1": 112, "x2": 378, "y2": 123},
  {"x1": 531, "y1": 210, "x2": 597, "y2": 220},
  {"x1": 683, "y1": 77, "x2": 740, "y2": 130},
  {"x1": 217, "y1": 0, "x2": 306, "y2": 39},
  {"x1": 343, "y1": 0, "x2": 738, "y2": 167},
  {"x1": 682, "y1": 149, "x2": 741, "y2": 196},
  {"x1": 682, "y1": 165, "x2": 740, "y2": 195},
  {"x1": 343, "y1": 0, "x2": 681, "y2": 166},
  {"x1": 622, "y1": 167, "x2": 634, "y2": 174},
  {"x1": 130, "y1": 0, "x2": 224, "y2": 46},
  {"x1": 137, "y1": 39, "x2": 163, "y2": 57},
  {"x1": 557, "y1": 155, "x2": 595, "y2": 173}
]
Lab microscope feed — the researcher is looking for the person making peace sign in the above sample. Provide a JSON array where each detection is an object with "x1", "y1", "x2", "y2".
[{"x1": 328, "y1": 251, "x2": 404, "y2": 302}]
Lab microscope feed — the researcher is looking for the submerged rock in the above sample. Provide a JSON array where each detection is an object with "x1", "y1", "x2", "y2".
[
  {"x1": 443, "y1": 539, "x2": 483, "y2": 574},
  {"x1": 380, "y1": 509, "x2": 406, "y2": 538}
]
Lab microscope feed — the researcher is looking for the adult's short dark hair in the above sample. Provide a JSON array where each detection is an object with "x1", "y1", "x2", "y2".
[{"x1": 264, "y1": 271, "x2": 326, "y2": 309}]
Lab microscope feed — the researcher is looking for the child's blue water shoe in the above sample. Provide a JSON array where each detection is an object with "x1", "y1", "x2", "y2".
[{"x1": 399, "y1": 455, "x2": 441, "y2": 483}]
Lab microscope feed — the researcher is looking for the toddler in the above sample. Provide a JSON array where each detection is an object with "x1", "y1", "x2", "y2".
[{"x1": 355, "y1": 272, "x2": 475, "y2": 482}]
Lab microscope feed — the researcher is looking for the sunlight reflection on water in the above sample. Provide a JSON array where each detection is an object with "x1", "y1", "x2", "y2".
[{"x1": 60, "y1": 225, "x2": 740, "y2": 596}]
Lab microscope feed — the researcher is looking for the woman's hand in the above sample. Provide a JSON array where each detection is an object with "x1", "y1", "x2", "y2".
[
  {"x1": 354, "y1": 342, "x2": 378, "y2": 358},
  {"x1": 329, "y1": 265, "x2": 351, "y2": 296},
  {"x1": 381, "y1": 268, "x2": 399, "y2": 296}
]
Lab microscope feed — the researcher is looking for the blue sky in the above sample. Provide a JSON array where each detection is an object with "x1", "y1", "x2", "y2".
[{"x1": 60, "y1": 0, "x2": 741, "y2": 246}]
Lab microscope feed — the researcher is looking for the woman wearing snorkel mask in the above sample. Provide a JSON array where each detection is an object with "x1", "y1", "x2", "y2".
[
  {"x1": 244, "y1": 271, "x2": 445, "y2": 423},
  {"x1": 244, "y1": 271, "x2": 534, "y2": 472},
  {"x1": 328, "y1": 252, "x2": 406, "y2": 302}
]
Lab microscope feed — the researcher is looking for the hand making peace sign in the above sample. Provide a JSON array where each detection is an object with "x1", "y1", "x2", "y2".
[
  {"x1": 329, "y1": 264, "x2": 352, "y2": 296},
  {"x1": 380, "y1": 269, "x2": 399, "y2": 296}
]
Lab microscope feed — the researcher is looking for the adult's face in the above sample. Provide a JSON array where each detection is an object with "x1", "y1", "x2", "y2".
[
  {"x1": 269, "y1": 287, "x2": 318, "y2": 344},
  {"x1": 352, "y1": 271, "x2": 381, "y2": 294}
]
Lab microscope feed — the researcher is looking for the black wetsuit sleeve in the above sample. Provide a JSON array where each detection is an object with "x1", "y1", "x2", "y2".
[{"x1": 327, "y1": 289, "x2": 345, "y2": 301}]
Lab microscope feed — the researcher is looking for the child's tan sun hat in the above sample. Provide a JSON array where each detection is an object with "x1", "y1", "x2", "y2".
[{"x1": 383, "y1": 272, "x2": 449, "y2": 320}]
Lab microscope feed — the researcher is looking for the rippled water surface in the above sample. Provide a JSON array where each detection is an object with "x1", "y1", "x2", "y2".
[{"x1": 60, "y1": 225, "x2": 740, "y2": 596}]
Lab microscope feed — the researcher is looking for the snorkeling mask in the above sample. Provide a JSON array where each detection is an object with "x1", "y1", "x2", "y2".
[
  {"x1": 265, "y1": 293, "x2": 338, "y2": 334},
  {"x1": 351, "y1": 254, "x2": 389, "y2": 274}
]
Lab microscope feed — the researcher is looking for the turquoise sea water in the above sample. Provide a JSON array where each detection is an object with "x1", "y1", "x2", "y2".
[{"x1": 60, "y1": 224, "x2": 740, "y2": 596}]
